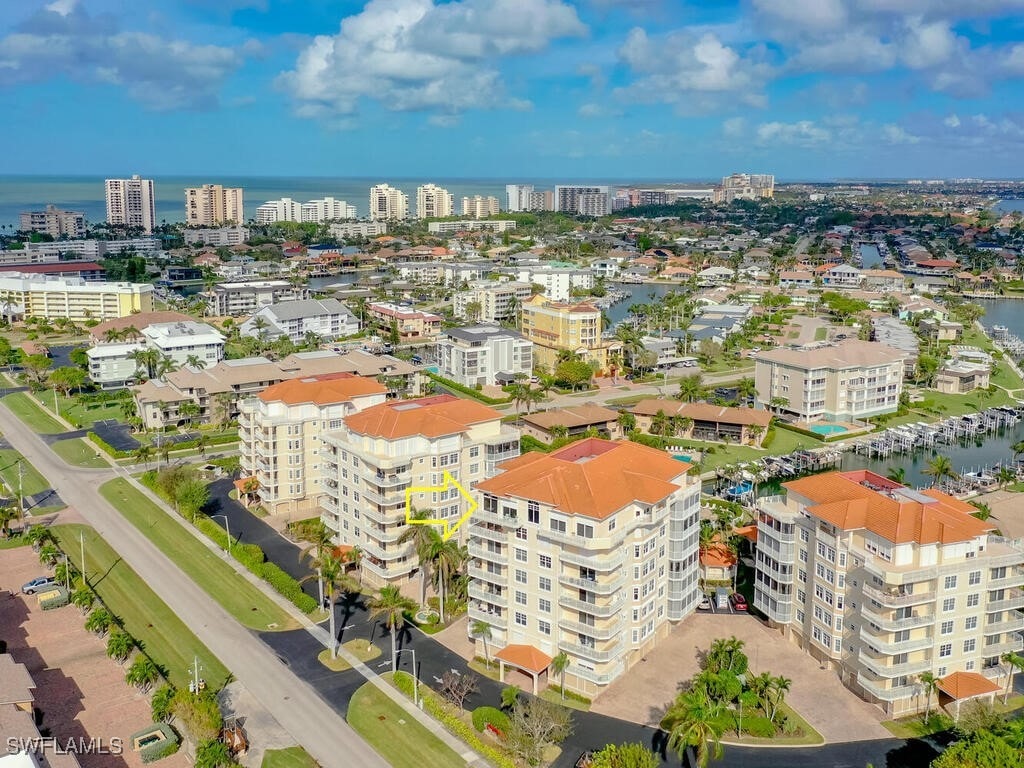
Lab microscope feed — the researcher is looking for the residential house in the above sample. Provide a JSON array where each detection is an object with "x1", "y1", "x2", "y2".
[
  {"x1": 520, "y1": 405, "x2": 622, "y2": 443},
  {"x1": 935, "y1": 362, "x2": 991, "y2": 394},
  {"x1": 206, "y1": 280, "x2": 311, "y2": 316}
]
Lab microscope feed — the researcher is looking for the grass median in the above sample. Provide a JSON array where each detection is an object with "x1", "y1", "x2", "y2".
[
  {"x1": 3, "y1": 392, "x2": 66, "y2": 434},
  {"x1": 98, "y1": 478, "x2": 298, "y2": 632},
  {"x1": 347, "y1": 681, "x2": 466, "y2": 768},
  {"x1": 0, "y1": 446, "x2": 50, "y2": 496},
  {"x1": 260, "y1": 747, "x2": 318, "y2": 768},
  {"x1": 52, "y1": 523, "x2": 230, "y2": 691},
  {"x1": 51, "y1": 437, "x2": 111, "y2": 468}
]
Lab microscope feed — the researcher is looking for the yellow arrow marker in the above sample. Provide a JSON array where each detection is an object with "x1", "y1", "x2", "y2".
[{"x1": 404, "y1": 470, "x2": 479, "y2": 542}]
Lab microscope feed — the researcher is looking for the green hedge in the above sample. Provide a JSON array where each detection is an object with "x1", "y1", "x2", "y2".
[
  {"x1": 39, "y1": 585, "x2": 69, "y2": 610},
  {"x1": 425, "y1": 372, "x2": 512, "y2": 405},
  {"x1": 132, "y1": 724, "x2": 180, "y2": 763},
  {"x1": 391, "y1": 673, "x2": 516, "y2": 768},
  {"x1": 742, "y1": 715, "x2": 777, "y2": 738},
  {"x1": 88, "y1": 431, "x2": 132, "y2": 459},
  {"x1": 471, "y1": 706, "x2": 510, "y2": 734}
]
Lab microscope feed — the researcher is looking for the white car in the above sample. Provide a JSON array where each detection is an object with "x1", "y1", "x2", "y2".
[
  {"x1": 697, "y1": 596, "x2": 712, "y2": 611},
  {"x1": 22, "y1": 576, "x2": 56, "y2": 595}
]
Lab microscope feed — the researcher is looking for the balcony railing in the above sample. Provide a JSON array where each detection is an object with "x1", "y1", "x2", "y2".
[
  {"x1": 986, "y1": 592, "x2": 1024, "y2": 612},
  {"x1": 861, "y1": 605, "x2": 934, "y2": 632},
  {"x1": 987, "y1": 570, "x2": 1024, "y2": 590},
  {"x1": 469, "y1": 523, "x2": 507, "y2": 544},
  {"x1": 858, "y1": 652, "x2": 931, "y2": 678},
  {"x1": 982, "y1": 615, "x2": 1024, "y2": 635},
  {"x1": 561, "y1": 641, "x2": 626, "y2": 663},
  {"x1": 982, "y1": 637, "x2": 1024, "y2": 656},
  {"x1": 558, "y1": 617, "x2": 625, "y2": 640},
  {"x1": 560, "y1": 549, "x2": 626, "y2": 571},
  {"x1": 468, "y1": 564, "x2": 505, "y2": 585},
  {"x1": 862, "y1": 584, "x2": 936, "y2": 607},
  {"x1": 558, "y1": 572, "x2": 626, "y2": 595},
  {"x1": 468, "y1": 602, "x2": 507, "y2": 626},
  {"x1": 857, "y1": 676, "x2": 921, "y2": 702},
  {"x1": 558, "y1": 595, "x2": 625, "y2": 617},
  {"x1": 859, "y1": 627, "x2": 934, "y2": 655},
  {"x1": 468, "y1": 583, "x2": 507, "y2": 607},
  {"x1": 468, "y1": 542, "x2": 504, "y2": 561}
]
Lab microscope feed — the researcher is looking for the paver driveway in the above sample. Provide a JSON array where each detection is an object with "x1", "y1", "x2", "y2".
[{"x1": 591, "y1": 613, "x2": 891, "y2": 743}]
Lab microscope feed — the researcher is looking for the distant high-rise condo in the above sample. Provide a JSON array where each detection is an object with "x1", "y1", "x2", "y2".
[
  {"x1": 255, "y1": 198, "x2": 302, "y2": 224},
  {"x1": 369, "y1": 184, "x2": 409, "y2": 220},
  {"x1": 416, "y1": 184, "x2": 454, "y2": 219},
  {"x1": 301, "y1": 197, "x2": 357, "y2": 223},
  {"x1": 554, "y1": 185, "x2": 611, "y2": 216},
  {"x1": 461, "y1": 195, "x2": 500, "y2": 219},
  {"x1": 528, "y1": 190, "x2": 554, "y2": 211},
  {"x1": 505, "y1": 184, "x2": 534, "y2": 212},
  {"x1": 19, "y1": 205, "x2": 86, "y2": 239},
  {"x1": 185, "y1": 184, "x2": 244, "y2": 227},
  {"x1": 105, "y1": 175, "x2": 156, "y2": 234},
  {"x1": 716, "y1": 173, "x2": 774, "y2": 202}
]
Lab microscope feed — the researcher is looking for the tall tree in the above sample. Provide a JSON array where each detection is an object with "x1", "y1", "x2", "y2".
[
  {"x1": 918, "y1": 671, "x2": 939, "y2": 722},
  {"x1": 367, "y1": 585, "x2": 416, "y2": 672},
  {"x1": 471, "y1": 619, "x2": 493, "y2": 667},
  {"x1": 551, "y1": 651, "x2": 570, "y2": 700},
  {"x1": 662, "y1": 690, "x2": 726, "y2": 768}
]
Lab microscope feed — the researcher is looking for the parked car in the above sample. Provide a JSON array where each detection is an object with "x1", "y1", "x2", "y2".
[
  {"x1": 410, "y1": 355, "x2": 423, "y2": 364},
  {"x1": 22, "y1": 576, "x2": 56, "y2": 595},
  {"x1": 729, "y1": 592, "x2": 748, "y2": 612},
  {"x1": 697, "y1": 596, "x2": 712, "y2": 611}
]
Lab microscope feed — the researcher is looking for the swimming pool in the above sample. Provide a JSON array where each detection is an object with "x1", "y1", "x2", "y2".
[
  {"x1": 673, "y1": 454, "x2": 694, "y2": 462},
  {"x1": 810, "y1": 424, "x2": 848, "y2": 435}
]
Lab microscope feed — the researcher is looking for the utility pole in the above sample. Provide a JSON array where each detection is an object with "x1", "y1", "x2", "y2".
[
  {"x1": 80, "y1": 530, "x2": 86, "y2": 583},
  {"x1": 17, "y1": 460, "x2": 24, "y2": 526}
]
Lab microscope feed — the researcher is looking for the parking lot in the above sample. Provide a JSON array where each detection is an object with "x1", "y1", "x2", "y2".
[{"x1": 590, "y1": 613, "x2": 891, "y2": 744}]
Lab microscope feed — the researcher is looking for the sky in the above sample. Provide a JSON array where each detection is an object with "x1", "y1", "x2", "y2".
[{"x1": 2, "y1": 0, "x2": 1024, "y2": 180}]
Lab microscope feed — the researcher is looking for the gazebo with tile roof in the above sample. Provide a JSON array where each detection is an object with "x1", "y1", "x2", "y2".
[
  {"x1": 938, "y1": 671, "x2": 1000, "y2": 721},
  {"x1": 495, "y1": 644, "x2": 552, "y2": 695}
]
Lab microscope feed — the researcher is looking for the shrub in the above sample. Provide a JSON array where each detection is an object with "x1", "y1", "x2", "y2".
[
  {"x1": 38, "y1": 585, "x2": 69, "y2": 610},
  {"x1": 258, "y1": 562, "x2": 318, "y2": 613},
  {"x1": 151, "y1": 684, "x2": 175, "y2": 723},
  {"x1": 742, "y1": 715, "x2": 777, "y2": 738},
  {"x1": 472, "y1": 706, "x2": 510, "y2": 734},
  {"x1": 424, "y1": 372, "x2": 511, "y2": 405},
  {"x1": 88, "y1": 431, "x2": 131, "y2": 458},
  {"x1": 131, "y1": 724, "x2": 180, "y2": 764},
  {"x1": 85, "y1": 607, "x2": 113, "y2": 636},
  {"x1": 170, "y1": 689, "x2": 222, "y2": 742},
  {"x1": 545, "y1": 685, "x2": 591, "y2": 705}
]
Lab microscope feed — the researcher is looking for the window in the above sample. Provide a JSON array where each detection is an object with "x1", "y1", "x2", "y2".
[
  {"x1": 470, "y1": 446, "x2": 480, "y2": 458},
  {"x1": 965, "y1": 660, "x2": 975, "y2": 671},
  {"x1": 516, "y1": 527, "x2": 527, "y2": 540},
  {"x1": 550, "y1": 518, "x2": 566, "y2": 533},
  {"x1": 527, "y1": 501, "x2": 539, "y2": 524},
  {"x1": 939, "y1": 643, "x2": 952, "y2": 658},
  {"x1": 941, "y1": 620, "x2": 954, "y2": 635},
  {"x1": 515, "y1": 569, "x2": 527, "y2": 584},
  {"x1": 576, "y1": 522, "x2": 594, "y2": 539},
  {"x1": 538, "y1": 598, "x2": 551, "y2": 613},
  {"x1": 539, "y1": 554, "x2": 552, "y2": 569},
  {"x1": 944, "y1": 575, "x2": 958, "y2": 590},
  {"x1": 969, "y1": 570, "x2": 981, "y2": 586},
  {"x1": 538, "y1": 620, "x2": 550, "y2": 635},
  {"x1": 515, "y1": 547, "x2": 527, "y2": 562},
  {"x1": 967, "y1": 593, "x2": 980, "y2": 608},
  {"x1": 539, "y1": 576, "x2": 551, "y2": 592},
  {"x1": 942, "y1": 598, "x2": 956, "y2": 612},
  {"x1": 515, "y1": 612, "x2": 527, "y2": 626},
  {"x1": 965, "y1": 616, "x2": 978, "y2": 631},
  {"x1": 515, "y1": 591, "x2": 527, "y2": 606},
  {"x1": 963, "y1": 639, "x2": 976, "y2": 653},
  {"x1": 800, "y1": 528, "x2": 809, "y2": 542}
]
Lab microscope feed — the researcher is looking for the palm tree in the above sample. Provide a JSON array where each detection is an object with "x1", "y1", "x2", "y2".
[
  {"x1": 368, "y1": 585, "x2": 416, "y2": 673},
  {"x1": 398, "y1": 509, "x2": 438, "y2": 606},
  {"x1": 133, "y1": 444, "x2": 153, "y2": 468},
  {"x1": 125, "y1": 656, "x2": 160, "y2": 693},
  {"x1": 551, "y1": 651, "x2": 570, "y2": 700},
  {"x1": 918, "y1": 671, "x2": 940, "y2": 722},
  {"x1": 429, "y1": 535, "x2": 466, "y2": 624},
  {"x1": 213, "y1": 392, "x2": 235, "y2": 425},
  {"x1": 768, "y1": 675, "x2": 791, "y2": 723},
  {"x1": 1002, "y1": 652, "x2": 1024, "y2": 704},
  {"x1": 970, "y1": 502, "x2": 992, "y2": 521},
  {"x1": 178, "y1": 400, "x2": 201, "y2": 428},
  {"x1": 471, "y1": 619, "x2": 493, "y2": 667},
  {"x1": 319, "y1": 554, "x2": 345, "y2": 658},
  {"x1": 301, "y1": 522, "x2": 335, "y2": 607},
  {"x1": 129, "y1": 348, "x2": 161, "y2": 380},
  {"x1": 85, "y1": 608, "x2": 113, "y2": 636},
  {"x1": 195, "y1": 740, "x2": 233, "y2": 768},
  {"x1": 0, "y1": 505, "x2": 17, "y2": 538},
  {"x1": 663, "y1": 690, "x2": 726, "y2": 768},
  {"x1": 995, "y1": 466, "x2": 1016, "y2": 489},
  {"x1": 923, "y1": 455, "x2": 959, "y2": 488},
  {"x1": 500, "y1": 684, "x2": 521, "y2": 711},
  {"x1": 106, "y1": 630, "x2": 135, "y2": 665},
  {"x1": 886, "y1": 466, "x2": 906, "y2": 484},
  {"x1": 184, "y1": 354, "x2": 207, "y2": 370},
  {"x1": 677, "y1": 374, "x2": 705, "y2": 403},
  {"x1": 1012, "y1": 440, "x2": 1024, "y2": 461}
]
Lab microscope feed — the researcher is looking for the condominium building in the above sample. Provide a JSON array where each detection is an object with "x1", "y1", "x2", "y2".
[
  {"x1": 454, "y1": 281, "x2": 532, "y2": 323},
  {"x1": 519, "y1": 294, "x2": 622, "y2": 372},
  {"x1": 185, "y1": 184, "x2": 244, "y2": 226},
  {"x1": 329, "y1": 221, "x2": 388, "y2": 239},
  {"x1": 302, "y1": 197, "x2": 357, "y2": 222},
  {"x1": 506, "y1": 184, "x2": 534, "y2": 212},
  {"x1": 105, "y1": 175, "x2": 156, "y2": 233},
  {"x1": 471, "y1": 439, "x2": 702, "y2": 695},
  {"x1": 0, "y1": 273, "x2": 152, "y2": 322},
  {"x1": 369, "y1": 184, "x2": 409, "y2": 220},
  {"x1": 240, "y1": 298, "x2": 359, "y2": 344},
  {"x1": 86, "y1": 320, "x2": 224, "y2": 388},
  {"x1": 754, "y1": 470, "x2": 1024, "y2": 717},
  {"x1": 515, "y1": 267, "x2": 594, "y2": 302},
  {"x1": 436, "y1": 326, "x2": 533, "y2": 387},
  {"x1": 529, "y1": 190, "x2": 554, "y2": 211},
  {"x1": 134, "y1": 349, "x2": 422, "y2": 429},
  {"x1": 182, "y1": 226, "x2": 250, "y2": 246},
  {"x1": 462, "y1": 196, "x2": 500, "y2": 219},
  {"x1": 396, "y1": 262, "x2": 486, "y2": 286},
  {"x1": 238, "y1": 373, "x2": 388, "y2": 516},
  {"x1": 319, "y1": 394, "x2": 519, "y2": 586},
  {"x1": 205, "y1": 280, "x2": 311, "y2": 316},
  {"x1": 255, "y1": 198, "x2": 303, "y2": 224},
  {"x1": 754, "y1": 340, "x2": 905, "y2": 423},
  {"x1": 554, "y1": 185, "x2": 610, "y2": 215},
  {"x1": 716, "y1": 173, "x2": 775, "y2": 202},
  {"x1": 18, "y1": 205, "x2": 86, "y2": 238},
  {"x1": 22, "y1": 238, "x2": 161, "y2": 260},
  {"x1": 416, "y1": 184, "x2": 454, "y2": 219},
  {"x1": 365, "y1": 302, "x2": 442, "y2": 340},
  {"x1": 427, "y1": 220, "x2": 517, "y2": 235}
]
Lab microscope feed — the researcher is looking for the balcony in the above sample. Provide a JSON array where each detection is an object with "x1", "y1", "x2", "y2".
[
  {"x1": 468, "y1": 564, "x2": 506, "y2": 586},
  {"x1": 986, "y1": 591, "x2": 1024, "y2": 612},
  {"x1": 988, "y1": 569, "x2": 1024, "y2": 590},
  {"x1": 468, "y1": 542, "x2": 504, "y2": 561},
  {"x1": 561, "y1": 641, "x2": 626, "y2": 663},
  {"x1": 469, "y1": 523, "x2": 507, "y2": 544},
  {"x1": 468, "y1": 582, "x2": 507, "y2": 607},
  {"x1": 558, "y1": 572, "x2": 626, "y2": 595},
  {"x1": 359, "y1": 488, "x2": 406, "y2": 507},
  {"x1": 857, "y1": 676, "x2": 921, "y2": 702},
  {"x1": 558, "y1": 617, "x2": 625, "y2": 640},
  {"x1": 560, "y1": 549, "x2": 627, "y2": 571},
  {"x1": 983, "y1": 637, "x2": 1024, "y2": 656},
  {"x1": 468, "y1": 602, "x2": 507, "y2": 626},
  {"x1": 862, "y1": 584, "x2": 936, "y2": 607},
  {"x1": 477, "y1": 505, "x2": 518, "y2": 527},
  {"x1": 982, "y1": 615, "x2": 1024, "y2": 635},
  {"x1": 859, "y1": 627, "x2": 934, "y2": 654},
  {"x1": 861, "y1": 604, "x2": 934, "y2": 632},
  {"x1": 858, "y1": 652, "x2": 931, "y2": 678},
  {"x1": 372, "y1": 470, "x2": 412, "y2": 488},
  {"x1": 558, "y1": 594, "x2": 625, "y2": 617}
]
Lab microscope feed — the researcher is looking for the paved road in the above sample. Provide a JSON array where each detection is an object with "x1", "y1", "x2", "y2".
[{"x1": 0, "y1": 403, "x2": 387, "y2": 768}]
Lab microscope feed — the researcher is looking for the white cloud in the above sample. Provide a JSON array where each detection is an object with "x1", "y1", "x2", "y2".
[
  {"x1": 756, "y1": 120, "x2": 831, "y2": 146},
  {"x1": 722, "y1": 117, "x2": 746, "y2": 137},
  {"x1": 881, "y1": 123, "x2": 919, "y2": 144},
  {"x1": 944, "y1": 113, "x2": 960, "y2": 128},
  {"x1": 0, "y1": 2, "x2": 242, "y2": 109},
  {"x1": 278, "y1": 0, "x2": 585, "y2": 119}
]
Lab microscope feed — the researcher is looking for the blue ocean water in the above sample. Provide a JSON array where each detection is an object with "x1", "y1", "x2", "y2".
[{"x1": 994, "y1": 198, "x2": 1024, "y2": 213}]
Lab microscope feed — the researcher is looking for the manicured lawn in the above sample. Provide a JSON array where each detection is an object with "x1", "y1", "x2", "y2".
[
  {"x1": 726, "y1": 701, "x2": 824, "y2": 746},
  {"x1": 814, "y1": 327, "x2": 828, "y2": 341},
  {"x1": 763, "y1": 427, "x2": 821, "y2": 455},
  {"x1": 55, "y1": 394, "x2": 128, "y2": 429},
  {"x1": 913, "y1": 388, "x2": 1015, "y2": 417},
  {"x1": 0, "y1": 447, "x2": 50, "y2": 496},
  {"x1": 261, "y1": 747, "x2": 318, "y2": 768},
  {"x1": 317, "y1": 640, "x2": 381, "y2": 671},
  {"x1": 51, "y1": 523, "x2": 229, "y2": 691},
  {"x1": 98, "y1": 478, "x2": 297, "y2": 631},
  {"x1": 881, "y1": 713, "x2": 953, "y2": 739},
  {"x1": 50, "y1": 438, "x2": 111, "y2": 468},
  {"x1": 992, "y1": 363, "x2": 1024, "y2": 392},
  {"x1": 347, "y1": 681, "x2": 465, "y2": 768},
  {"x1": 3, "y1": 392, "x2": 65, "y2": 434}
]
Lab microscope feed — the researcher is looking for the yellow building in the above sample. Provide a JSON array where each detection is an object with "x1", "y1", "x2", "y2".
[
  {"x1": 185, "y1": 184, "x2": 244, "y2": 226},
  {"x1": 0, "y1": 274, "x2": 152, "y2": 322},
  {"x1": 519, "y1": 295, "x2": 621, "y2": 373}
]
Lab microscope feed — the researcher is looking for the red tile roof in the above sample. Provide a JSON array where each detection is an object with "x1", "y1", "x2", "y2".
[
  {"x1": 343, "y1": 394, "x2": 502, "y2": 439},
  {"x1": 258, "y1": 373, "x2": 386, "y2": 405},
  {"x1": 938, "y1": 671, "x2": 1000, "y2": 699},
  {"x1": 495, "y1": 644, "x2": 552, "y2": 674}
]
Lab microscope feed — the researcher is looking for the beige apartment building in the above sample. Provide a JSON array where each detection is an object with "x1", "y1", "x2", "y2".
[
  {"x1": 0, "y1": 274, "x2": 152, "y2": 322},
  {"x1": 239, "y1": 373, "x2": 387, "y2": 517},
  {"x1": 471, "y1": 439, "x2": 702, "y2": 695},
  {"x1": 320, "y1": 394, "x2": 519, "y2": 587},
  {"x1": 416, "y1": 184, "x2": 454, "y2": 219},
  {"x1": 755, "y1": 469, "x2": 1024, "y2": 718},
  {"x1": 105, "y1": 175, "x2": 156, "y2": 233},
  {"x1": 520, "y1": 295, "x2": 621, "y2": 373},
  {"x1": 185, "y1": 184, "x2": 244, "y2": 226},
  {"x1": 754, "y1": 340, "x2": 905, "y2": 423}
]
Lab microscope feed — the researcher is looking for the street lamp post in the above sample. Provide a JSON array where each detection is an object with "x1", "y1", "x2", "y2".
[
  {"x1": 212, "y1": 514, "x2": 231, "y2": 556},
  {"x1": 394, "y1": 648, "x2": 419, "y2": 708}
]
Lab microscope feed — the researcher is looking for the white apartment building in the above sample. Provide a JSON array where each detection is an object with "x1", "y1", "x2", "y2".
[
  {"x1": 330, "y1": 221, "x2": 388, "y2": 239},
  {"x1": 396, "y1": 262, "x2": 487, "y2": 286},
  {"x1": 239, "y1": 373, "x2": 388, "y2": 516},
  {"x1": 86, "y1": 342, "x2": 146, "y2": 389},
  {"x1": 454, "y1": 281, "x2": 532, "y2": 323},
  {"x1": 302, "y1": 197, "x2": 357, "y2": 222},
  {"x1": 255, "y1": 198, "x2": 303, "y2": 224},
  {"x1": 472, "y1": 439, "x2": 701, "y2": 695},
  {"x1": 506, "y1": 184, "x2": 534, "y2": 212},
  {"x1": 320, "y1": 394, "x2": 519, "y2": 587},
  {"x1": 0, "y1": 273, "x2": 152, "y2": 322},
  {"x1": 87, "y1": 320, "x2": 224, "y2": 388},
  {"x1": 19, "y1": 205, "x2": 86, "y2": 239},
  {"x1": 206, "y1": 280, "x2": 311, "y2": 316},
  {"x1": 185, "y1": 184, "x2": 244, "y2": 227},
  {"x1": 461, "y1": 196, "x2": 500, "y2": 219},
  {"x1": 183, "y1": 227, "x2": 250, "y2": 246},
  {"x1": 428, "y1": 220, "x2": 517, "y2": 235},
  {"x1": 369, "y1": 184, "x2": 409, "y2": 220},
  {"x1": 515, "y1": 267, "x2": 594, "y2": 302},
  {"x1": 754, "y1": 340, "x2": 905, "y2": 423},
  {"x1": 239, "y1": 298, "x2": 360, "y2": 343},
  {"x1": 105, "y1": 175, "x2": 156, "y2": 233},
  {"x1": 416, "y1": 184, "x2": 454, "y2": 219},
  {"x1": 755, "y1": 469, "x2": 1024, "y2": 717},
  {"x1": 554, "y1": 185, "x2": 610, "y2": 215},
  {"x1": 436, "y1": 326, "x2": 533, "y2": 387},
  {"x1": 21, "y1": 238, "x2": 161, "y2": 261}
]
